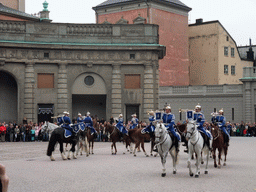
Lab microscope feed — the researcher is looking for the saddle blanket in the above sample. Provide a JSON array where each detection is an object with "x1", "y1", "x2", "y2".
[{"x1": 64, "y1": 129, "x2": 72, "y2": 138}]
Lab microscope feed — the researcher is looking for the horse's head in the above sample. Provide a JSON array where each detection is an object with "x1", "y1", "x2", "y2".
[
  {"x1": 154, "y1": 122, "x2": 167, "y2": 144},
  {"x1": 186, "y1": 120, "x2": 197, "y2": 140},
  {"x1": 210, "y1": 123, "x2": 219, "y2": 138},
  {"x1": 40, "y1": 121, "x2": 48, "y2": 133}
]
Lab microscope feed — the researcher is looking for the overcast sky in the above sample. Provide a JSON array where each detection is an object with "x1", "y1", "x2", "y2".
[{"x1": 25, "y1": 0, "x2": 256, "y2": 46}]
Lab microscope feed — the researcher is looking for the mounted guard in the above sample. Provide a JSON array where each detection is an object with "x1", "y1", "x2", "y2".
[
  {"x1": 129, "y1": 113, "x2": 139, "y2": 129},
  {"x1": 162, "y1": 105, "x2": 180, "y2": 151},
  {"x1": 141, "y1": 110, "x2": 155, "y2": 134},
  {"x1": 115, "y1": 114, "x2": 128, "y2": 137},
  {"x1": 77, "y1": 113, "x2": 84, "y2": 123},
  {"x1": 57, "y1": 111, "x2": 74, "y2": 138},
  {"x1": 211, "y1": 108, "x2": 230, "y2": 146},
  {"x1": 193, "y1": 103, "x2": 212, "y2": 149},
  {"x1": 83, "y1": 112, "x2": 97, "y2": 136}
]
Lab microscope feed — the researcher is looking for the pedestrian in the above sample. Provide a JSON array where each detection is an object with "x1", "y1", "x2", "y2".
[
  {"x1": 14, "y1": 125, "x2": 20, "y2": 142},
  {"x1": 0, "y1": 163, "x2": 9, "y2": 192},
  {"x1": 0, "y1": 123, "x2": 6, "y2": 142}
]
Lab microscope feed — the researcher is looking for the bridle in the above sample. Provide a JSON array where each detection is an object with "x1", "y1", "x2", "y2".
[
  {"x1": 186, "y1": 123, "x2": 200, "y2": 146},
  {"x1": 155, "y1": 123, "x2": 168, "y2": 146}
]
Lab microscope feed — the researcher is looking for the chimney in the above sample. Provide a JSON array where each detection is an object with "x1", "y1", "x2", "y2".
[
  {"x1": 247, "y1": 38, "x2": 254, "y2": 61},
  {"x1": 196, "y1": 18, "x2": 203, "y2": 24}
]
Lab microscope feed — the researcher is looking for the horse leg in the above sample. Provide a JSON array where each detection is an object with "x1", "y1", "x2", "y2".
[
  {"x1": 65, "y1": 143, "x2": 68, "y2": 152},
  {"x1": 205, "y1": 148, "x2": 210, "y2": 174},
  {"x1": 84, "y1": 138, "x2": 89, "y2": 157},
  {"x1": 111, "y1": 143, "x2": 114, "y2": 155},
  {"x1": 213, "y1": 148, "x2": 217, "y2": 168},
  {"x1": 194, "y1": 149, "x2": 201, "y2": 178},
  {"x1": 160, "y1": 153, "x2": 168, "y2": 177},
  {"x1": 187, "y1": 146, "x2": 193, "y2": 177},
  {"x1": 170, "y1": 148, "x2": 177, "y2": 174},
  {"x1": 113, "y1": 142, "x2": 117, "y2": 155},
  {"x1": 223, "y1": 146, "x2": 227, "y2": 166},
  {"x1": 133, "y1": 141, "x2": 140, "y2": 157},
  {"x1": 218, "y1": 148, "x2": 222, "y2": 168},
  {"x1": 59, "y1": 141, "x2": 67, "y2": 160},
  {"x1": 201, "y1": 151, "x2": 204, "y2": 164},
  {"x1": 89, "y1": 141, "x2": 91, "y2": 154},
  {"x1": 92, "y1": 140, "x2": 94, "y2": 154},
  {"x1": 70, "y1": 141, "x2": 77, "y2": 159}
]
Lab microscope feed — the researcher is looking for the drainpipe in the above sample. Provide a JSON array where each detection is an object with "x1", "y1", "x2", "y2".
[{"x1": 145, "y1": 0, "x2": 150, "y2": 24}]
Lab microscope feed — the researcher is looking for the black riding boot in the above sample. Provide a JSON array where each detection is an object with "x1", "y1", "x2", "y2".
[
  {"x1": 175, "y1": 139, "x2": 179, "y2": 153},
  {"x1": 153, "y1": 145, "x2": 158, "y2": 152}
]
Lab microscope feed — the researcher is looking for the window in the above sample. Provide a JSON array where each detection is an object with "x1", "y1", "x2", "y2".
[
  {"x1": 231, "y1": 65, "x2": 235, "y2": 75},
  {"x1": 125, "y1": 74, "x2": 140, "y2": 89},
  {"x1": 231, "y1": 48, "x2": 235, "y2": 57},
  {"x1": 232, "y1": 108, "x2": 234, "y2": 121},
  {"x1": 84, "y1": 76, "x2": 94, "y2": 86},
  {"x1": 37, "y1": 73, "x2": 54, "y2": 88},
  {"x1": 224, "y1": 65, "x2": 228, "y2": 74},
  {"x1": 226, "y1": 36, "x2": 229, "y2": 41},
  {"x1": 130, "y1": 54, "x2": 135, "y2": 59},
  {"x1": 44, "y1": 52, "x2": 49, "y2": 58},
  {"x1": 224, "y1": 47, "x2": 228, "y2": 56}
]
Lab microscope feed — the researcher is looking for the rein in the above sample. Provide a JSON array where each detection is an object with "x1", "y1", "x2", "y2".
[
  {"x1": 155, "y1": 133, "x2": 168, "y2": 147},
  {"x1": 213, "y1": 129, "x2": 220, "y2": 140}
]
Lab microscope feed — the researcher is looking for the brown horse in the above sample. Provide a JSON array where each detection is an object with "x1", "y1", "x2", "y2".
[
  {"x1": 104, "y1": 122, "x2": 130, "y2": 155},
  {"x1": 86, "y1": 119, "x2": 100, "y2": 154},
  {"x1": 210, "y1": 124, "x2": 228, "y2": 168},
  {"x1": 128, "y1": 127, "x2": 151, "y2": 157}
]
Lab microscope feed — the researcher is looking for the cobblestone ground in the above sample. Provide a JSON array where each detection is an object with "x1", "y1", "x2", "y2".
[{"x1": 0, "y1": 137, "x2": 256, "y2": 192}]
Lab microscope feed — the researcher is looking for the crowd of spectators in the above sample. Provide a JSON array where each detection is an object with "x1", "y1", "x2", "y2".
[{"x1": 1, "y1": 117, "x2": 256, "y2": 142}]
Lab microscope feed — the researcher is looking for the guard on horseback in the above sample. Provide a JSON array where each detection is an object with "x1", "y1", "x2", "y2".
[
  {"x1": 194, "y1": 103, "x2": 212, "y2": 149},
  {"x1": 211, "y1": 108, "x2": 230, "y2": 146},
  {"x1": 129, "y1": 114, "x2": 139, "y2": 129},
  {"x1": 57, "y1": 111, "x2": 74, "y2": 137},
  {"x1": 83, "y1": 112, "x2": 97, "y2": 136},
  {"x1": 77, "y1": 113, "x2": 84, "y2": 123},
  {"x1": 141, "y1": 110, "x2": 155, "y2": 134},
  {"x1": 115, "y1": 114, "x2": 128, "y2": 138},
  {"x1": 162, "y1": 105, "x2": 180, "y2": 151}
]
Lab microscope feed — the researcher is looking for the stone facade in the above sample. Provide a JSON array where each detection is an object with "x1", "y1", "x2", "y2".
[
  {"x1": 93, "y1": 0, "x2": 191, "y2": 86},
  {"x1": 0, "y1": 20, "x2": 165, "y2": 124},
  {"x1": 159, "y1": 84, "x2": 243, "y2": 123}
]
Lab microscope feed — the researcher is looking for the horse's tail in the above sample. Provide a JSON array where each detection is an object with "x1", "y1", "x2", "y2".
[{"x1": 47, "y1": 130, "x2": 58, "y2": 156}]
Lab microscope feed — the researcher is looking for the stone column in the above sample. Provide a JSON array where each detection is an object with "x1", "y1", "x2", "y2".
[
  {"x1": 57, "y1": 63, "x2": 68, "y2": 115},
  {"x1": 111, "y1": 64, "x2": 122, "y2": 118},
  {"x1": 154, "y1": 62, "x2": 159, "y2": 110},
  {"x1": 244, "y1": 82, "x2": 252, "y2": 123},
  {"x1": 143, "y1": 63, "x2": 154, "y2": 122},
  {"x1": 24, "y1": 62, "x2": 35, "y2": 123}
]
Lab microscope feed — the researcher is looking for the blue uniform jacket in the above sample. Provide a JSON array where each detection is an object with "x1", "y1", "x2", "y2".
[
  {"x1": 116, "y1": 118, "x2": 124, "y2": 130},
  {"x1": 193, "y1": 112, "x2": 205, "y2": 129},
  {"x1": 162, "y1": 113, "x2": 175, "y2": 129},
  {"x1": 130, "y1": 118, "x2": 138, "y2": 129},
  {"x1": 83, "y1": 116, "x2": 93, "y2": 128},
  {"x1": 214, "y1": 115, "x2": 226, "y2": 128},
  {"x1": 77, "y1": 117, "x2": 84, "y2": 123},
  {"x1": 58, "y1": 116, "x2": 71, "y2": 129}
]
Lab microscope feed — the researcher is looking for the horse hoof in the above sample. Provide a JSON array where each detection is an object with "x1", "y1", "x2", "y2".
[
  {"x1": 173, "y1": 171, "x2": 176, "y2": 174},
  {"x1": 218, "y1": 165, "x2": 221, "y2": 169},
  {"x1": 195, "y1": 175, "x2": 199, "y2": 178},
  {"x1": 201, "y1": 162, "x2": 204, "y2": 164},
  {"x1": 205, "y1": 171, "x2": 208, "y2": 174},
  {"x1": 67, "y1": 158, "x2": 71, "y2": 160},
  {"x1": 146, "y1": 155, "x2": 149, "y2": 157},
  {"x1": 223, "y1": 163, "x2": 226, "y2": 166},
  {"x1": 92, "y1": 153, "x2": 94, "y2": 155},
  {"x1": 134, "y1": 154, "x2": 136, "y2": 157},
  {"x1": 190, "y1": 173, "x2": 193, "y2": 177},
  {"x1": 161, "y1": 173, "x2": 166, "y2": 177},
  {"x1": 50, "y1": 158, "x2": 55, "y2": 161},
  {"x1": 130, "y1": 152, "x2": 132, "y2": 154},
  {"x1": 123, "y1": 152, "x2": 125, "y2": 154},
  {"x1": 151, "y1": 154, "x2": 153, "y2": 156},
  {"x1": 214, "y1": 164, "x2": 217, "y2": 168}
]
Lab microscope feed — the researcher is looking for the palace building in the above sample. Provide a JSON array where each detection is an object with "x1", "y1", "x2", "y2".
[{"x1": 0, "y1": 2, "x2": 165, "y2": 123}]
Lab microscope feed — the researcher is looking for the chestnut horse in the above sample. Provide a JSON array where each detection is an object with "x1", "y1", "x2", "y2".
[
  {"x1": 104, "y1": 122, "x2": 130, "y2": 155},
  {"x1": 210, "y1": 124, "x2": 228, "y2": 168},
  {"x1": 86, "y1": 119, "x2": 100, "y2": 154}
]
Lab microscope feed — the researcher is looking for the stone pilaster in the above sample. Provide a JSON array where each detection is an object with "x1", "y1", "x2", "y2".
[
  {"x1": 155, "y1": 62, "x2": 159, "y2": 110},
  {"x1": 111, "y1": 64, "x2": 122, "y2": 117},
  {"x1": 24, "y1": 62, "x2": 35, "y2": 123},
  {"x1": 244, "y1": 82, "x2": 252, "y2": 123},
  {"x1": 143, "y1": 63, "x2": 154, "y2": 122},
  {"x1": 57, "y1": 63, "x2": 68, "y2": 115}
]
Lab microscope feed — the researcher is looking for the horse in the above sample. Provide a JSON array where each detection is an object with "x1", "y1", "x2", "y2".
[
  {"x1": 85, "y1": 119, "x2": 100, "y2": 154},
  {"x1": 154, "y1": 122, "x2": 179, "y2": 177},
  {"x1": 186, "y1": 120, "x2": 212, "y2": 178},
  {"x1": 41, "y1": 121, "x2": 58, "y2": 136},
  {"x1": 46, "y1": 127, "x2": 79, "y2": 161},
  {"x1": 210, "y1": 124, "x2": 228, "y2": 168},
  {"x1": 103, "y1": 122, "x2": 130, "y2": 155},
  {"x1": 128, "y1": 127, "x2": 151, "y2": 157}
]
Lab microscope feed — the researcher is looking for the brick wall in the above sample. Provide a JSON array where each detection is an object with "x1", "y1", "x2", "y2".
[{"x1": 0, "y1": 0, "x2": 18, "y2": 10}]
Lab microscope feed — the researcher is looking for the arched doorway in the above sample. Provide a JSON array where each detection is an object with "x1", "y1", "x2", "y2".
[
  {"x1": 72, "y1": 73, "x2": 107, "y2": 121},
  {"x1": 0, "y1": 71, "x2": 18, "y2": 123}
]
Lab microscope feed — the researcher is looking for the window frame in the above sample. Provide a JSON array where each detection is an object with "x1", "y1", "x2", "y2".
[
  {"x1": 224, "y1": 65, "x2": 229, "y2": 74},
  {"x1": 231, "y1": 48, "x2": 235, "y2": 57},
  {"x1": 224, "y1": 47, "x2": 228, "y2": 56},
  {"x1": 37, "y1": 73, "x2": 54, "y2": 88},
  {"x1": 231, "y1": 65, "x2": 236, "y2": 75},
  {"x1": 124, "y1": 74, "x2": 141, "y2": 89}
]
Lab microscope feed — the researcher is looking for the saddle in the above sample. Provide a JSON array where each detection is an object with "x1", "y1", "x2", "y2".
[
  {"x1": 198, "y1": 130, "x2": 209, "y2": 148},
  {"x1": 168, "y1": 132, "x2": 179, "y2": 151}
]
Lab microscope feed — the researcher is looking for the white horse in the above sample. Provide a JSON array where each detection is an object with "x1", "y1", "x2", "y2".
[
  {"x1": 41, "y1": 121, "x2": 58, "y2": 137},
  {"x1": 186, "y1": 120, "x2": 212, "y2": 178},
  {"x1": 154, "y1": 122, "x2": 179, "y2": 177}
]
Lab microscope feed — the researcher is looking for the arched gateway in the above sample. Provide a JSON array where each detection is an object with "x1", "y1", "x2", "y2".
[
  {"x1": 0, "y1": 71, "x2": 18, "y2": 123},
  {"x1": 72, "y1": 73, "x2": 107, "y2": 120}
]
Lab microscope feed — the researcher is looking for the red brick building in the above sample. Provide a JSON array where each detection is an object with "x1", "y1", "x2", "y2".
[{"x1": 93, "y1": 0, "x2": 191, "y2": 86}]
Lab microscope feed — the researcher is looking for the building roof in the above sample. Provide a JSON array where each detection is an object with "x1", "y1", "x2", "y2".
[
  {"x1": 0, "y1": 3, "x2": 39, "y2": 21},
  {"x1": 93, "y1": 0, "x2": 191, "y2": 11}
]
